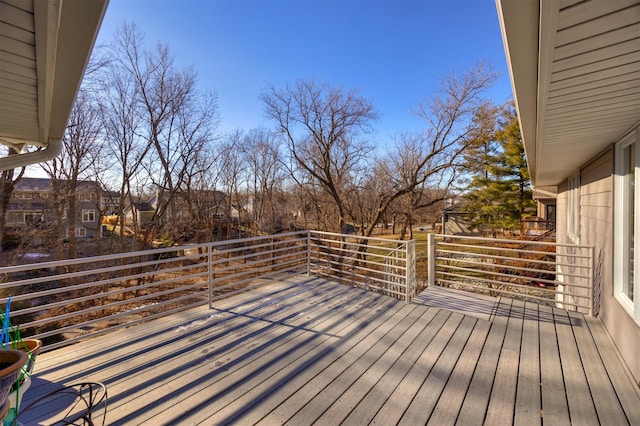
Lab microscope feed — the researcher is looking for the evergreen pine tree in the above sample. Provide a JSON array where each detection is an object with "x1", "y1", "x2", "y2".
[{"x1": 463, "y1": 105, "x2": 535, "y2": 235}]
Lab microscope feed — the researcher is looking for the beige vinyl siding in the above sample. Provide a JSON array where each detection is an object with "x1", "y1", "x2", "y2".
[{"x1": 564, "y1": 147, "x2": 640, "y2": 385}]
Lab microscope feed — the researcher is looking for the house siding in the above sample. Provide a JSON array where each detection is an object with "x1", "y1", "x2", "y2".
[
  {"x1": 6, "y1": 178, "x2": 103, "y2": 241},
  {"x1": 557, "y1": 147, "x2": 640, "y2": 384}
]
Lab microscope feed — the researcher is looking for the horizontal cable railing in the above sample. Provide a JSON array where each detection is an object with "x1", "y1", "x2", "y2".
[
  {"x1": 0, "y1": 230, "x2": 416, "y2": 352},
  {"x1": 308, "y1": 231, "x2": 416, "y2": 302},
  {"x1": 428, "y1": 234, "x2": 594, "y2": 314},
  {"x1": 0, "y1": 231, "x2": 309, "y2": 352}
]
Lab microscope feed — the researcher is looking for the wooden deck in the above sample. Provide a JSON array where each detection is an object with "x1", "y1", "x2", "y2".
[{"x1": 18, "y1": 274, "x2": 640, "y2": 425}]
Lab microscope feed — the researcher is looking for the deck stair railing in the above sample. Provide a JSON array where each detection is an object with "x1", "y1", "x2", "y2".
[
  {"x1": 0, "y1": 231, "x2": 416, "y2": 351},
  {"x1": 428, "y1": 234, "x2": 595, "y2": 315}
]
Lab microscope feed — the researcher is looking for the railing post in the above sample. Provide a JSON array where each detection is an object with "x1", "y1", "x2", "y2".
[
  {"x1": 589, "y1": 245, "x2": 595, "y2": 317},
  {"x1": 307, "y1": 230, "x2": 311, "y2": 276},
  {"x1": 208, "y1": 243, "x2": 214, "y2": 309},
  {"x1": 428, "y1": 233, "x2": 436, "y2": 288},
  {"x1": 406, "y1": 240, "x2": 416, "y2": 303}
]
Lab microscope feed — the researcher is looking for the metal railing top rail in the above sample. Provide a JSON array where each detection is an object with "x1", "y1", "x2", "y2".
[
  {"x1": 435, "y1": 233, "x2": 591, "y2": 250},
  {"x1": 309, "y1": 230, "x2": 407, "y2": 245}
]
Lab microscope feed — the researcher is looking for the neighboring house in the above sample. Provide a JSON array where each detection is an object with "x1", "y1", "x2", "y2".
[
  {"x1": 148, "y1": 188, "x2": 229, "y2": 222},
  {"x1": 6, "y1": 177, "x2": 103, "y2": 239},
  {"x1": 101, "y1": 190, "x2": 121, "y2": 216},
  {"x1": 230, "y1": 196, "x2": 255, "y2": 222},
  {"x1": 497, "y1": 0, "x2": 640, "y2": 385},
  {"x1": 112, "y1": 189, "x2": 231, "y2": 235},
  {"x1": 439, "y1": 198, "x2": 473, "y2": 235},
  {"x1": 124, "y1": 201, "x2": 156, "y2": 228}
]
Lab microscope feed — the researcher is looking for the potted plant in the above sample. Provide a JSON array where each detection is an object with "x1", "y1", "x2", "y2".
[
  {"x1": 0, "y1": 299, "x2": 43, "y2": 424},
  {"x1": 0, "y1": 350, "x2": 27, "y2": 420}
]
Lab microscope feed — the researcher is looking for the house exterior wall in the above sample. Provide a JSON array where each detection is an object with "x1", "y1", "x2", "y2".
[
  {"x1": 556, "y1": 147, "x2": 640, "y2": 384},
  {"x1": 6, "y1": 178, "x2": 102, "y2": 240}
]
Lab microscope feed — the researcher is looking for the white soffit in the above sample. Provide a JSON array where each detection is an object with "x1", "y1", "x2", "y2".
[
  {"x1": 0, "y1": 0, "x2": 108, "y2": 170},
  {"x1": 498, "y1": 0, "x2": 640, "y2": 187}
]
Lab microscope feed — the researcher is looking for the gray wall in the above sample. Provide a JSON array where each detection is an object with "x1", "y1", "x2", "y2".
[{"x1": 558, "y1": 147, "x2": 640, "y2": 384}]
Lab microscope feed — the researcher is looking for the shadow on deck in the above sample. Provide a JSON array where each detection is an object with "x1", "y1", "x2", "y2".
[{"x1": 18, "y1": 275, "x2": 640, "y2": 425}]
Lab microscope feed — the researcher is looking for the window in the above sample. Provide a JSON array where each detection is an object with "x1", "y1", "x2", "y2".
[
  {"x1": 16, "y1": 193, "x2": 32, "y2": 200},
  {"x1": 82, "y1": 209, "x2": 96, "y2": 223},
  {"x1": 23, "y1": 213, "x2": 43, "y2": 223},
  {"x1": 615, "y1": 129, "x2": 640, "y2": 320},
  {"x1": 545, "y1": 204, "x2": 556, "y2": 222},
  {"x1": 75, "y1": 227, "x2": 86, "y2": 237},
  {"x1": 567, "y1": 174, "x2": 580, "y2": 243}
]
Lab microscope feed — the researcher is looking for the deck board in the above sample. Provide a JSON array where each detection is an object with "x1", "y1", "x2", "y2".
[
  {"x1": 285, "y1": 304, "x2": 423, "y2": 424},
  {"x1": 398, "y1": 314, "x2": 473, "y2": 425},
  {"x1": 554, "y1": 308, "x2": 600, "y2": 424},
  {"x1": 369, "y1": 310, "x2": 454, "y2": 425},
  {"x1": 313, "y1": 306, "x2": 436, "y2": 425},
  {"x1": 584, "y1": 315, "x2": 640, "y2": 425},
  {"x1": 514, "y1": 301, "x2": 541, "y2": 425},
  {"x1": 568, "y1": 310, "x2": 629, "y2": 424},
  {"x1": 485, "y1": 298, "x2": 524, "y2": 424},
  {"x1": 456, "y1": 298, "x2": 511, "y2": 424},
  {"x1": 340, "y1": 308, "x2": 442, "y2": 424},
  {"x1": 538, "y1": 303, "x2": 570, "y2": 424},
  {"x1": 426, "y1": 318, "x2": 491, "y2": 424},
  {"x1": 18, "y1": 278, "x2": 640, "y2": 425}
]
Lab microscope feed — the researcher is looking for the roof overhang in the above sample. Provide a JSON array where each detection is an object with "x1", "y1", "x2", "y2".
[
  {"x1": 496, "y1": 0, "x2": 640, "y2": 187},
  {"x1": 0, "y1": 0, "x2": 109, "y2": 170}
]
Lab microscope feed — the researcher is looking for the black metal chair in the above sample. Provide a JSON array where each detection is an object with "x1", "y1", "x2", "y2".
[{"x1": 12, "y1": 382, "x2": 107, "y2": 426}]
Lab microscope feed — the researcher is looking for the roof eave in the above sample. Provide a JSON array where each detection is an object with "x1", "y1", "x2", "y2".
[
  {"x1": 495, "y1": 0, "x2": 540, "y2": 186},
  {"x1": 0, "y1": 0, "x2": 109, "y2": 171}
]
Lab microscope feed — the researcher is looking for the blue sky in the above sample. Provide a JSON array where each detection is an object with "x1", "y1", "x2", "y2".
[{"x1": 96, "y1": 0, "x2": 513, "y2": 143}]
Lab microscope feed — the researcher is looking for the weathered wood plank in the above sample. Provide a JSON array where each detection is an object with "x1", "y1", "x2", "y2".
[
  {"x1": 398, "y1": 315, "x2": 475, "y2": 425},
  {"x1": 369, "y1": 310, "x2": 454, "y2": 425},
  {"x1": 313, "y1": 307, "x2": 445, "y2": 425},
  {"x1": 538, "y1": 304, "x2": 570, "y2": 424},
  {"x1": 126, "y1": 283, "x2": 401, "y2": 425},
  {"x1": 170, "y1": 290, "x2": 411, "y2": 425},
  {"x1": 338, "y1": 307, "x2": 445, "y2": 424},
  {"x1": 27, "y1": 279, "x2": 365, "y2": 424},
  {"x1": 484, "y1": 298, "x2": 524, "y2": 424},
  {"x1": 413, "y1": 286, "x2": 497, "y2": 320},
  {"x1": 554, "y1": 308, "x2": 599, "y2": 424},
  {"x1": 19, "y1": 279, "x2": 640, "y2": 426},
  {"x1": 426, "y1": 318, "x2": 491, "y2": 424},
  {"x1": 34, "y1": 277, "x2": 307, "y2": 369},
  {"x1": 252, "y1": 302, "x2": 435, "y2": 426},
  {"x1": 32, "y1": 277, "x2": 331, "y2": 384},
  {"x1": 569, "y1": 310, "x2": 629, "y2": 425},
  {"x1": 584, "y1": 316, "x2": 640, "y2": 425},
  {"x1": 456, "y1": 298, "x2": 511, "y2": 425},
  {"x1": 514, "y1": 301, "x2": 541, "y2": 425},
  {"x1": 282, "y1": 304, "x2": 425, "y2": 425}
]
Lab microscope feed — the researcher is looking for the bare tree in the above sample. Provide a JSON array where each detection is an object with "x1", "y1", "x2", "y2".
[
  {"x1": 219, "y1": 131, "x2": 248, "y2": 238},
  {"x1": 359, "y1": 63, "x2": 498, "y2": 239},
  {"x1": 261, "y1": 80, "x2": 378, "y2": 233},
  {"x1": 0, "y1": 152, "x2": 25, "y2": 255},
  {"x1": 40, "y1": 90, "x2": 104, "y2": 259},
  {"x1": 240, "y1": 128, "x2": 286, "y2": 233},
  {"x1": 100, "y1": 57, "x2": 149, "y2": 252},
  {"x1": 106, "y1": 22, "x2": 219, "y2": 247}
]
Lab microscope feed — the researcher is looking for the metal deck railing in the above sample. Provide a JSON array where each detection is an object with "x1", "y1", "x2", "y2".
[
  {"x1": 427, "y1": 234, "x2": 595, "y2": 315},
  {"x1": 0, "y1": 231, "x2": 415, "y2": 351}
]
